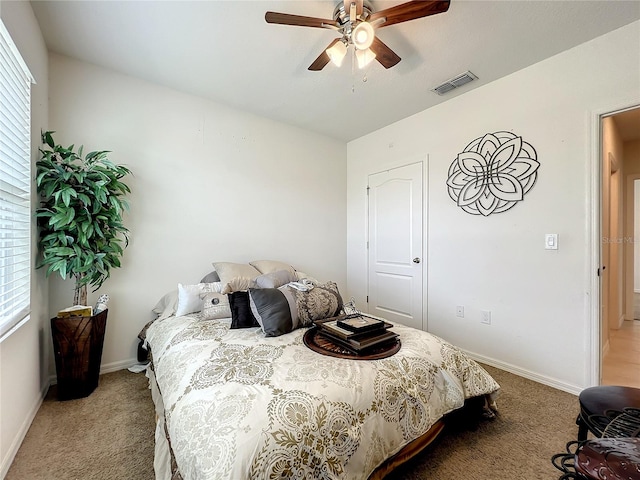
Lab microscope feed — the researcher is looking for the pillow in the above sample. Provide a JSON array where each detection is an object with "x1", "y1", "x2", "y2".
[
  {"x1": 295, "y1": 271, "x2": 319, "y2": 285},
  {"x1": 279, "y1": 281, "x2": 343, "y2": 327},
  {"x1": 248, "y1": 281, "x2": 343, "y2": 337},
  {"x1": 249, "y1": 260, "x2": 296, "y2": 277},
  {"x1": 228, "y1": 291, "x2": 260, "y2": 329},
  {"x1": 249, "y1": 288, "x2": 294, "y2": 337},
  {"x1": 175, "y1": 282, "x2": 223, "y2": 316},
  {"x1": 201, "y1": 293, "x2": 231, "y2": 320},
  {"x1": 200, "y1": 270, "x2": 221, "y2": 283},
  {"x1": 221, "y1": 276, "x2": 258, "y2": 295},
  {"x1": 152, "y1": 290, "x2": 178, "y2": 319},
  {"x1": 212, "y1": 262, "x2": 261, "y2": 286},
  {"x1": 255, "y1": 269, "x2": 297, "y2": 289}
]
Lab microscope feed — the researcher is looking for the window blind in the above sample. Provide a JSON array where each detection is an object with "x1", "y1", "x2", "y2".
[{"x1": 0, "y1": 20, "x2": 33, "y2": 340}]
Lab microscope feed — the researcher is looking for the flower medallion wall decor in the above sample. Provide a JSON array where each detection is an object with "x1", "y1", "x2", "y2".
[{"x1": 446, "y1": 131, "x2": 540, "y2": 216}]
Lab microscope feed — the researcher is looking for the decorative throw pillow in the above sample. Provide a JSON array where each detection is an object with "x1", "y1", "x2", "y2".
[
  {"x1": 212, "y1": 262, "x2": 261, "y2": 294},
  {"x1": 249, "y1": 260, "x2": 296, "y2": 277},
  {"x1": 279, "y1": 281, "x2": 343, "y2": 327},
  {"x1": 212, "y1": 262, "x2": 261, "y2": 286},
  {"x1": 228, "y1": 291, "x2": 260, "y2": 329},
  {"x1": 201, "y1": 293, "x2": 231, "y2": 320},
  {"x1": 200, "y1": 270, "x2": 221, "y2": 283},
  {"x1": 175, "y1": 282, "x2": 223, "y2": 316},
  {"x1": 248, "y1": 288, "x2": 295, "y2": 337},
  {"x1": 255, "y1": 269, "x2": 297, "y2": 289},
  {"x1": 221, "y1": 276, "x2": 258, "y2": 295}
]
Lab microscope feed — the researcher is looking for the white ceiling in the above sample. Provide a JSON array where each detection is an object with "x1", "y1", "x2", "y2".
[{"x1": 31, "y1": 0, "x2": 640, "y2": 142}]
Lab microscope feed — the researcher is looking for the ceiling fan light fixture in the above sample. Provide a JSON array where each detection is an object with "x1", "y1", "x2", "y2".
[
  {"x1": 352, "y1": 21, "x2": 374, "y2": 50},
  {"x1": 356, "y1": 48, "x2": 376, "y2": 69},
  {"x1": 326, "y1": 40, "x2": 348, "y2": 67}
]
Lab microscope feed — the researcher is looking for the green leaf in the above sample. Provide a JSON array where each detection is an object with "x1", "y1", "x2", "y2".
[
  {"x1": 51, "y1": 247, "x2": 75, "y2": 256},
  {"x1": 77, "y1": 193, "x2": 91, "y2": 206},
  {"x1": 35, "y1": 131, "x2": 132, "y2": 298},
  {"x1": 44, "y1": 131, "x2": 55, "y2": 149}
]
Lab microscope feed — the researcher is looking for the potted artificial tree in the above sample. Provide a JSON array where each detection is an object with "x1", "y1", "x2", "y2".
[{"x1": 35, "y1": 131, "x2": 132, "y2": 400}]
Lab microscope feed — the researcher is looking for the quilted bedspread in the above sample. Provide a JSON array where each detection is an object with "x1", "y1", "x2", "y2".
[{"x1": 146, "y1": 314, "x2": 500, "y2": 480}]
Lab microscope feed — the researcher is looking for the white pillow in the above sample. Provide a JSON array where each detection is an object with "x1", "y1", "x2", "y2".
[{"x1": 175, "y1": 282, "x2": 222, "y2": 316}]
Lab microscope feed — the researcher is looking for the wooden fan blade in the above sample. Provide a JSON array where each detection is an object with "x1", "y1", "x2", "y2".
[
  {"x1": 369, "y1": 0, "x2": 450, "y2": 28},
  {"x1": 265, "y1": 11, "x2": 339, "y2": 29},
  {"x1": 308, "y1": 39, "x2": 341, "y2": 71},
  {"x1": 370, "y1": 36, "x2": 401, "y2": 69},
  {"x1": 344, "y1": 0, "x2": 364, "y2": 18}
]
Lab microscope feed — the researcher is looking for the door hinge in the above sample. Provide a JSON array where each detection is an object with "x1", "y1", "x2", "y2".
[
  {"x1": 366, "y1": 241, "x2": 369, "y2": 249},
  {"x1": 366, "y1": 186, "x2": 370, "y2": 195},
  {"x1": 366, "y1": 296, "x2": 369, "y2": 303}
]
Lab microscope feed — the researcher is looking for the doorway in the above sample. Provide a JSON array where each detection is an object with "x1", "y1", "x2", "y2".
[
  {"x1": 599, "y1": 106, "x2": 640, "y2": 388},
  {"x1": 367, "y1": 162, "x2": 424, "y2": 330}
]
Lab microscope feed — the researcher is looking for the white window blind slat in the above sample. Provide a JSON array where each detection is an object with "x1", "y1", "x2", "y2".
[{"x1": 0, "y1": 20, "x2": 33, "y2": 341}]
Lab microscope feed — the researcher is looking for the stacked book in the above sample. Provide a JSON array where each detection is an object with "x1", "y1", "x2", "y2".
[
  {"x1": 57, "y1": 305, "x2": 93, "y2": 318},
  {"x1": 314, "y1": 314, "x2": 398, "y2": 354}
]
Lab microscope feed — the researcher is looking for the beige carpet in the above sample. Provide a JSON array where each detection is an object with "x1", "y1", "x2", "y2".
[
  {"x1": 6, "y1": 369, "x2": 155, "y2": 480},
  {"x1": 6, "y1": 365, "x2": 578, "y2": 479}
]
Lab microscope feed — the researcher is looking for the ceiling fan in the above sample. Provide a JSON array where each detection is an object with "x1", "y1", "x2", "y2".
[{"x1": 265, "y1": 0, "x2": 450, "y2": 71}]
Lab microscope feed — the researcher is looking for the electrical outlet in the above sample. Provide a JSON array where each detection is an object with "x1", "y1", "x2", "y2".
[
  {"x1": 456, "y1": 306, "x2": 464, "y2": 318},
  {"x1": 481, "y1": 310, "x2": 491, "y2": 325}
]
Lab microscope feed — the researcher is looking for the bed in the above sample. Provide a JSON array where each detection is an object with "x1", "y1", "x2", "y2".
[{"x1": 142, "y1": 262, "x2": 500, "y2": 480}]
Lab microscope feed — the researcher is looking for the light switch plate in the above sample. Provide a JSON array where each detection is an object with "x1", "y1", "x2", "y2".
[{"x1": 545, "y1": 233, "x2": 558, "y2": 250}]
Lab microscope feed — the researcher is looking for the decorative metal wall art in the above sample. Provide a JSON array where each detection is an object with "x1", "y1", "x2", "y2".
[{"x1": 446, "y1": 131, "x2": 540, "y2": 216}]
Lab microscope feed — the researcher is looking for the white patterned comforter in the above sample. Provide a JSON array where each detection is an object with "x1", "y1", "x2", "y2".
[{"x1": 145, "y1": 314, "x2": 500, "y2": 480}]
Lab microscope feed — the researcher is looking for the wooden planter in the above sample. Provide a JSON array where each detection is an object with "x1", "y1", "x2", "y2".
[{"x1": 51, "y1": 309, "x2": 108, "y2": 401}]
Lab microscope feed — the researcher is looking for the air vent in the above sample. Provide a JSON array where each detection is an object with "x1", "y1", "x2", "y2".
[{"x1": 432, "y1": 71, "x2": 478, "y2": 96}]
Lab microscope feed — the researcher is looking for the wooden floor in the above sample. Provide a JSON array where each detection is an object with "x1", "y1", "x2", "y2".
[{"x1": 602, "y1": 318, "x2": 640, "y2": 388}]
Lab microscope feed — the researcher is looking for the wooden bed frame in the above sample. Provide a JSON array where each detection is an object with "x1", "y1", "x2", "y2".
[{"x1": 368, "y1": 419, "x2": 446, "y2": 479}]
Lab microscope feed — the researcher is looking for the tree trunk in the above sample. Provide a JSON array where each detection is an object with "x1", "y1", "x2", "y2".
[{"x1": 73, "y1": 275, "x2": 88, "y2": 306}]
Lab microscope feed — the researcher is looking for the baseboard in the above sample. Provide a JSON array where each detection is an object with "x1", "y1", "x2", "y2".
[
  {"x1": 0, "y1": 382, "x2": 49, "y2": 479},
  {"x1": 49, "y1": 358, "x2": 140, "y2": 385},
  {"x1": 100, "y1": 358, "x2": 140, "y2": 374},
  {"x1": 464, "y1": 350, "x2": 582, "y2": 396}
]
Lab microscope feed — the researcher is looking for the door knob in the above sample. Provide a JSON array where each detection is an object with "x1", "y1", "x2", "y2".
[{"x1": 413, "y1": 257, "x2": 421, "y2": 264}]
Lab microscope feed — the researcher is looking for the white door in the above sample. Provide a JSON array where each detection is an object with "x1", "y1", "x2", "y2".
[{"x1": 367, "y1": 162, "x2": 424, "y2": 329}]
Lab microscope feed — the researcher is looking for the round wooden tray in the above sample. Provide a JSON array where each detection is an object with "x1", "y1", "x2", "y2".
[{"x1": 303, "y1": 327, "x2": 401, "y2": 360}]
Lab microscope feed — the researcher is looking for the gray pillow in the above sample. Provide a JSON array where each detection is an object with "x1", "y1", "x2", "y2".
[
  {"x1": 249, "y1": 288, "x2": 293, "y2": 337},
  {"x1": 200, "y1": 270, "x2": 220, "y2": 283},
  {"x1": 255, "y1": 269, "x2": 297, "y2": 289}
]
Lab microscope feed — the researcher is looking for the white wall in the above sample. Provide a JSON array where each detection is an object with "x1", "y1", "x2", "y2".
[
  {"x1": 48, "y1": 53, "x2": 347, "y2": 374},
  {"x1": 0, "y1": 1, "x2": 49, "y2": 476},
  {"x1": 635, "y1": 179, "x2": 640, "y2": 292},
  {"x1": 346, "y1": 21, "x2": 640, "y2": 394}
]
